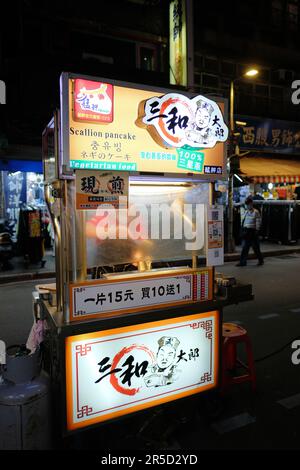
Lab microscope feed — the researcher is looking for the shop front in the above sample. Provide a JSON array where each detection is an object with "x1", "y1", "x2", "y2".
[
  {"x1": 233, "y1": 116, "x2": 300, "y2": 244},
  {"x1": 0, "y1": 155, "x2": 53, "y2": 270}
]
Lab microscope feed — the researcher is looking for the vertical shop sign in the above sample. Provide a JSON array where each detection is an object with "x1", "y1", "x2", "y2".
[
  {"x1": 206, "y1": 206, "x2": 224, "y2": 266},
  {"x1": 28, "y1": 211, "x2": 41, "y2": 237},
  {"x1": 3, "y1": 171, "x2": 26, "y2": 232},
  {"x1": 169, "y1": 0, "x2": 187, "y2": 86},
  {"x1": 69, "y1": 269, "x2": 213, "y2": 321}
]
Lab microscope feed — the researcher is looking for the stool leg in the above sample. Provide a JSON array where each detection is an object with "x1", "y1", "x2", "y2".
[
  {"x1": 227, "y1": 341, "x2": 237, "y2": 371},
  {"x1": 244, "y1": 336, "x2": 256, "y2": 391},
  {"x1": 221, "y1": 335, "x2": 256, "y2": 394}
]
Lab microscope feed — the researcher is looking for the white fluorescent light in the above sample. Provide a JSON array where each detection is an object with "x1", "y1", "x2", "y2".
[{"x1": 234, "y1": 173, "x2": 243, "y2": 182}]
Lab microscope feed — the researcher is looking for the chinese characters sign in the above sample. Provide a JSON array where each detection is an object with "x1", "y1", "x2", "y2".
[
  {"x1": 73, "y1": 79, "x2": 114, "y2": 123},
  {"x1": 69, "y1": 269, "x2": 212, "y2": 322},
  {"x1": 65, "y1": 311, "x2": 219, "y2": 430},
  {"x1": 61, "y1": 74, "x2": 227, "y2": 177},
  {"x1": 137, "y1": 93, "x2": 228, "y2": 149},
  {"x1": 3, "y1": 171, "x2": 26, "y2": 234},
  {"x1": 75, "y1": 170, "x2": 129, "y2": 210},
  {"x1": 237, "y1": 115, "x2": 300, "y2": 154},
  {"x1": 169, "y1": 0, "x2": 187, "y2": 86}
]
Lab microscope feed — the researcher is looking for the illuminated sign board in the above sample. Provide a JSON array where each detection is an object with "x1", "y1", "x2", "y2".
[
  {"x1": 65, "y1": 311, "x2": 219, "y2": 431},
  {"x1": 60, "y1": 73, "x2": 228, "y2": 178},
  {"x1": 69, "y1": 269, "x2": 212, "y2": 322},
  {"x1": 0, "y1": 80, "x2": 6, "y2": 105}
]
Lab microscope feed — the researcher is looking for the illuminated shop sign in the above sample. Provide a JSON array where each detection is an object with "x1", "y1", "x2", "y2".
[
  {"x1": 60, "y1": 74, "x2": 228, "y2": 177},
  {"x1": 136, "y1": 93, "x2": 228, "y2": 149},
  {"x1": 65, "y1": 311, "x2": 219, "y2": 430}
]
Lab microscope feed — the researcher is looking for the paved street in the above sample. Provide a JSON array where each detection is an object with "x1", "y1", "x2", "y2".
[
  {"x1": 1, "y1": 254, "x2": 300, "y2": 450},
  {"x1": 182, "y1": 254, "x2": 300, "y2": 450}
]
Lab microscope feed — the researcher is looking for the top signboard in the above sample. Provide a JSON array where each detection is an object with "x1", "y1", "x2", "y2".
[{"x1": 60, "y1": 73, "x2": 228, "y2": 178}]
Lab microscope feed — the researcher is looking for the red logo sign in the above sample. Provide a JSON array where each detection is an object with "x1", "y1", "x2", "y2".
[{"x1": 73, "y1": 79, "x2": 114, "y2": 123}]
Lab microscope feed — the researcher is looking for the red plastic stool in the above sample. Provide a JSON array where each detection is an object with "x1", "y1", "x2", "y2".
[{"x1": 221, "y1": 322, "x2": 256, "y2": 393}]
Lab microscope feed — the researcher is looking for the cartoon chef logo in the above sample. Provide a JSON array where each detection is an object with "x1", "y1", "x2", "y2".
[
  {"x1": 94, "y1": 336, "x2": 182, "y2": 396},
  {"x1": 144, "y1": 336, "x2": 181, "y2": 387},
  {"x1": 136, "y1": 93, "x2": 228, "y2": 149},
  {"x1": 186, "y1": 99, "x2": 215, "y2": 146}
]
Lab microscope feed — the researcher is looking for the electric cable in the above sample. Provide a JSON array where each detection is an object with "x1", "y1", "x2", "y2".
[{"x1": 254, "y1": 336, "x2": 300, "y2": 363}]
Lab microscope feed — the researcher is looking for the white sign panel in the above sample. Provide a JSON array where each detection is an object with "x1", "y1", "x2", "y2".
[
  {"x1": 65, "y1": 311, "x2": 219, "y2": 431},
  {"x1": 69, "y1": 270, "x2": 212, "y2": 322},
  {"x1": 0, "y1": 80, "x2": 6, "y2": 105},
  {"x1": 206, "y1": 206, "x2": 224, "y2": 266},
  {"x1": 141, "y1": 93, "x2": 228, "y2": 149}
]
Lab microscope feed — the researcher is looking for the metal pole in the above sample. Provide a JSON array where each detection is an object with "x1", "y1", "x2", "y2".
[
  {"x1": 230, "y1": 80, "x2": 234, "y2": 133},
  {"x1": 227, "y1": 80, "x2": 235, "y2": 253},
  {"x1": 209, "y1": 181, "x2": 215, "y2": 289},
  {"x1": 0, "y1": 171, "x2": 5, "y2": 218}
]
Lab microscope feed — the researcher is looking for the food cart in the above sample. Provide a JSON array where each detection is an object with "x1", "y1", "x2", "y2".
[{"x1": 38, "y1": 72, "x2": 251, "y2": 445}]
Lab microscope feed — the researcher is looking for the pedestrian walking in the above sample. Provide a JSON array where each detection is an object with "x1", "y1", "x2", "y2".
[{"x1": 236, "y1": 196, "x2": 264, "y2": 266}]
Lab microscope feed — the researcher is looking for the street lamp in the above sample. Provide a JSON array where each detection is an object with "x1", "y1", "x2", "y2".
[
  {"x1": 244, "y1": 69, "x2": 259, "y2": 77},
  {"x1": 227, "y1": 68, "x2": 259, "y2": 253}
]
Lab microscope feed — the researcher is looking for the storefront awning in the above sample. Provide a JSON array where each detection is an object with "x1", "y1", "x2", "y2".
[
  {"x1": 0, "y1": 159, "x2": 43, "y2": 173},
  {"x1": 240, "y1": 156, "x2": 300, "y2": 184}
]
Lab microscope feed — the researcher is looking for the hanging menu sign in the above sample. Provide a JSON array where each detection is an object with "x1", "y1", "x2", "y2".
[
  {"x1": 206, "y1": 206, "x2": 224, "y2": 266},
  {"x1": 69, "y1": 268, "x2": 213, "y2": 322}
]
